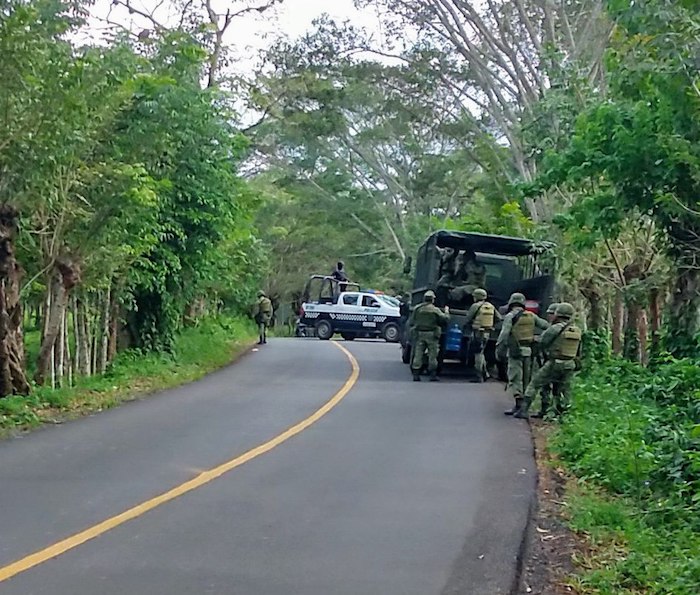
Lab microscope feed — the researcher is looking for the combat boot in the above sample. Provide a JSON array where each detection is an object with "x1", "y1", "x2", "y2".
[
  {"x1": 532, "y1": 396, "x2": 550, "y2": 419},
  {"x1": 412, "y1": 373, "x2": 421, "y2": 382},
  {"x1": 429, "y1": 372, "x2": 440, "y2": 382},
  {"x1": 514, "y1": 396, "x2": 532, "y2": 419},
  {"x1": 504, "y1": 397, "x2": 522, "y2": 416}
]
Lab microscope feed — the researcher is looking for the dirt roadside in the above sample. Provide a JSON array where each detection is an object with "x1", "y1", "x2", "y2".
[{"x1": 516, "y1": 421, "x2": 589, "y2": 595}]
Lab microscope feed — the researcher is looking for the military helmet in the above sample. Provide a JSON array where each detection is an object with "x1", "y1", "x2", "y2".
[
  {"x1": 472, "y1": 288, "x2": 487, "y2": 301},
  {"x1": 424, "y1": 290, "x2": 436, "y2": 301},
  {"x1": 257, "y1": 290, "x2": 266, "y2": 297},
  {"x1": 508, "y1": 292, "x2": 526, "y2": 308},
  {"x1": 546, "y1": 302, "x2": 560, "y2": 315},
  {"x1": 555, "y1": 302, "x2": 575, "y2": 318}
]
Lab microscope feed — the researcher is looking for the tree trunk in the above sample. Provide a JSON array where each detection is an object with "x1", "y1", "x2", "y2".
[
  {"x1": 55, "y1": 306, "x2": 65, "y2": 387},
  {"x1": 580, "y1": 277, "x2": 604, "y2": 330},
  {"x1": 666, "y1": 265, "x2": 700, "y2": 358},
  {"x1": 108, "y1": 291, "x2": 118, "y2": 363},
  {"x1": 612, "y1": 291, "x2": 624, "y2": 356},
  {"x1": 623, "y1": 300, "x2": 641, "y2": 363},
  {"x1": 74, "y1": 295, "x2": 90, "y2": 376},
  {"x1": 0, "y1": 205, "x2": 30, "y2": 397},
  {"x1": 35, "y1": 258, "x2": 80, "y2": 386},
  {"x1": 649, "y1": 288, "x2": 661, "y2": 352},
  {"x1": 638, "y1": 308, "x2": 649, "y2": 367},
  {"x1": 97, "y1": 286, "x2": 110, "y2": 374},
  {"x1": 64, "y1": 307, "x2": 72, "y2": 387}
]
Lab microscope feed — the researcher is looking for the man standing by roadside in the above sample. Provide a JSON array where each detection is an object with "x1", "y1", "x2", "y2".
[
  {"x1": 255, "y1": 290, "x2": 274, "y2": 345},
  {"x1": 516, "y1": 303, "x2": 582, "y2": 419},
  {"x1": 409, "y1": 290, "x2": 449, "y2": 382},
  {"x1": 496, "y1": 293, "x2": 549, "y2": 415}
]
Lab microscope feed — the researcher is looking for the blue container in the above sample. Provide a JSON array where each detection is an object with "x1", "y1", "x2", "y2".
[{"x1": 445, "y1": 323, "x2": 462, "y2": 352}]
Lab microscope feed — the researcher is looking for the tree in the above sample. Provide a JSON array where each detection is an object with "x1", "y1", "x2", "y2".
[{"x1": 534, "y1": 0, "x2": 700, "y2": 356}]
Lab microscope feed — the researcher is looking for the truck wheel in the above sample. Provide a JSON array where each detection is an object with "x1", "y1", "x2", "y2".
[
  {"x1": 315, "y1": 320, "x2": 334, "y2": 341},
  {"x1": 341, "y1": 333, "x2": 355, "y2": 341},
  {"x1": 382, "y1": 322, "x2": 400, "y2": 343},
  {"x1": 401, "y1": 343, "x2": 412, "y2": 364}
]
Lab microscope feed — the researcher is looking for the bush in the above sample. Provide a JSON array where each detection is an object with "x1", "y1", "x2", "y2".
[{"x1": 553, "y1": 353, "x2": 700, "y2": 593}]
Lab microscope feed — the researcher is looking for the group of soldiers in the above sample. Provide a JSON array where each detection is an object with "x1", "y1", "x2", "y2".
[{"x1": 408, "y1": 288, "x2": 582, "y2": 420}]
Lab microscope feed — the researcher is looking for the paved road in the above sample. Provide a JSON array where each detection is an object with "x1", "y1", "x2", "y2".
[{"x1": 0, "y1": 339, "x2": 535, "y2": 595}]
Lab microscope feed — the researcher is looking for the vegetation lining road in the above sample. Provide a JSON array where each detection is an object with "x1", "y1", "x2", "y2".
[{"x1": 0, "y1": 341, "x2": 359, "y2": 584}]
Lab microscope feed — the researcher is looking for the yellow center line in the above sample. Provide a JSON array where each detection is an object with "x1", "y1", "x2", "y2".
[{"x1": 0, "y1": 341, "x2": 360, "y2": 584}]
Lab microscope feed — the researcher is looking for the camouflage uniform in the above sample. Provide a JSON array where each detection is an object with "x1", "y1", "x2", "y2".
[
  {"x1": 255, "y1": 291, "x2": 273, "y2": 345},
  {"x1": 516, "y1": 303, "x2": 582, "y2": 419},
  {"x1": 449, "y1": 252, "x2": 487, "y2": 305},
  {"x1": 496, "y1": 293, "x2": 549, "y2": 415},
  {"x1": 464, "y1": 288, "x2": 502, "y2": 383},
  {"x1": 531, "y1": 303, "x2": 560, "y2": 418},
  {"x1": 409, "y1": 290, "x2": 449, "y2": 382}
]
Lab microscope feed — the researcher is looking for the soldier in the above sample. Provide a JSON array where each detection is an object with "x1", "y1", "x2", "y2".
[
  {"x1": 516, "y1": 303, "x2": 582, "y2": 419},
  {"x1": 450, "y1": 251, "x2": 487, "y2": 306},
  {"x1": 531, "y1": 303, "x2": 560, "y2": 418},
  {"x1": 409, "y1": 290, "x2": 449, "y2": 382},
  {"x1": 255, "y1": 290, "x2": 274, "y2": 345},
  {"x1": 496, "y1": 293, "x2": 549, "y2": 415},
  {"x1": 464, "y1": 287, "x2": 502, "y2": 383}
]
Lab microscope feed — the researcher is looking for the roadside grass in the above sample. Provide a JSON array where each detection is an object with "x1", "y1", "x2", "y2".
[
  {"x1": 0, "y1": 316, "x2": 257, "y2": 437},
  {"x1": 550, "y1": 353, "x2": 700, "y2": 594}
]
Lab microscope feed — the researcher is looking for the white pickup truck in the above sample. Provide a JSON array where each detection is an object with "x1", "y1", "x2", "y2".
[{"x1": 300, "y1": 291, "x2": 402, "y2": 342}]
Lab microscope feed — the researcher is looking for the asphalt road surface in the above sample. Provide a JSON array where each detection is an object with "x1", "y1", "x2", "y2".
[{"x1": 0, "y1": 339, "x2": 535, "y2": 595}]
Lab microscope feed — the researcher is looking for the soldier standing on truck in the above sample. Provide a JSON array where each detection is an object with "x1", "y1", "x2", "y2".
[
  {"x1": 409, "y1": 290, "x2": 450, "y2": 382},
  {"x1": 464, "y1": 288, "x2": 502, "y2": 383},
  {"x1": 496, "y1": 293, "x2": 549, "y2": 415},
  {"x1": 516, "y1": 303, "x2": 582, "y2": 419}
]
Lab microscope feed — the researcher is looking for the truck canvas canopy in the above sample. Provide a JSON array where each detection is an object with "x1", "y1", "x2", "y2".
[{"x1": 430, "y1": 230, "x2": 554, "y2": 257}]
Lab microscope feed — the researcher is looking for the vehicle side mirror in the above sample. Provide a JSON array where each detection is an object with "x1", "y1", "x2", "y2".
[{"x1": 403, "y1": 256, "x2": 412, "y2": 275}]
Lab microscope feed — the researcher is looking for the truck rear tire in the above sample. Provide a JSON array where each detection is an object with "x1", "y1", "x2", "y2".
[
  {"x1": 401, "y1": 343, "x2": 412, "y2": 364},
  {"x1": 315, "y1": 320, "x2": 333, "y2": 340}
]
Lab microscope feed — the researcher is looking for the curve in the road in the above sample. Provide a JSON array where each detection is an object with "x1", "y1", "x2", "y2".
[{"x1": 0, "y1": 342, "x2": 359, "y2": 585}]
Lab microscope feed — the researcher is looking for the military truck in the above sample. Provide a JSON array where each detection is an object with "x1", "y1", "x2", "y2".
[{"x1": 400, "y1": 231, "x2": 556, "y2": 372}]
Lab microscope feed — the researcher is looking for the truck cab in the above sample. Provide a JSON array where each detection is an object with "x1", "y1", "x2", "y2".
[{"x1": 401, "y1": 230, "x2": 556, "y2": 370}]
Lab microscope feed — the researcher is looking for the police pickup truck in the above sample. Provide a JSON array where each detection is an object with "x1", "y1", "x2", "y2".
[{"x1": 299, "y1": 277, "x2": 401, "y2": 342}]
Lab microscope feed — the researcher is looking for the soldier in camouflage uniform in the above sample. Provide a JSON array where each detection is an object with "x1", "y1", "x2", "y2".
[
  {"x1": 464, "y1": 288, "x2": 502, "y2": 383},
  {"x1": 255, "y1": 290, "x2": 274, "y2": 345},
  {"x1": 496, "y1": 293, "x2": 550, "y2": 415},
  {"x1": 515, "y1": 302, "x2": 582, "y2": 419},
  {"x1": 409, "y1": 290, "x2": 450, "y2": 382},
  {"x1": 531, "y1": 303, "x2": 560, "y2": 418}
]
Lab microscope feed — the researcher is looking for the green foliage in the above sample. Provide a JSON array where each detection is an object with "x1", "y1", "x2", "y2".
[
  {"x1": 554, "y1": 353, "x2": 700, "y2": 592},
  {"x1": 532, "y1": 0, "x2": 700, "y2": 356},
  {"x1": 0, "y1": 315, "x2": 256, "y2": 434},
  {"x1": 0, "y1": 1, "x2": 261, "y2": 365}
]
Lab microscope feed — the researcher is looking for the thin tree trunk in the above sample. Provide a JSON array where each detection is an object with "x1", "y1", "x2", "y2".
[
  {"x1": 35, "y1": 258, "x2": 79, "y2": 386},
  {"x1": 108, "y1": 290, "x2": 118, "y2": 362},
  {"x1": 649, "y1": 288, "x2": 661, "y2": 351},
  {"x1": 638, "y1": 308, "x2": 649, "y2": 367},
  {"x1": 55, "y1": 305, "x2": 65, "y2": 387},
  {"x1": 624, "y1": 300, "x2": 641, "y2": 363},
  {"x1": 667, "y1": 265, "x2": 700, "y2": 358},
  {"x1": 98, "y1": 285, "x2": 110, "y2": 374},
  {"x1": 612, "y1": 291, "x2": 624, "y2": 356},
  {"x1": 64, "y1": 305, "x2": 72, "y2": 387}
]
